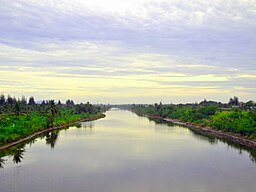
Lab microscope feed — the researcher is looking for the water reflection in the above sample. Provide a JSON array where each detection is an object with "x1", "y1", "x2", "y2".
[
  {"x1": 0, "y1": 111, "x2": 255, "y2": 172},
  {"x1": 72, "y1": 123, "x2": 82, "y2": 128},
  {"x1": 0, "y1": 144, "x2": 26, "y2": 168},
  {"x1": 0, "y1": 158, "x2": 5, "y2": 168},
  {"x1": 0, "y1": 142, "x2": 28, "y2": 168},
  {"x1": 149, "y1": 115, "x2": 219, "y2": 145},
  {"x1": 148, "y1": 116, "x2": 256, "y2": 164},
  {"x1": 12, "y1": 148, "x2": 25, "y2": 164},
  {"x1": 250, "y1": 151, "x2": 256, "y2": 163},
  {"x1": 81, "y1": 121, "x2": 94, "y2": 129},
  {"x1": 220, "y1": 138, "x2": 256, "y2": 163},
  {"x1": 191, "y1": 129, "x2": 256, "y2": 162},
  {"x1": 45, "y1": 131, "x2": 59, "y2": 149},
  {"x1": 190, "y1": 129, "x2": 218, "y2": 145},
  {"x1": 0, "y1": 130, "x2": 60, "y2": 168},
  {"x1": 0, "y1": 110, "x2": 256, "y2": 192},
  {"x1": 148, "y1": 116, "x2": 175, "y2": 127},
  {"x1": 79, "y1": 121, "x2": 95, "y2": 135},
  {"x1": 0, "y1": 122, "x2": 95, "y2": 169}
]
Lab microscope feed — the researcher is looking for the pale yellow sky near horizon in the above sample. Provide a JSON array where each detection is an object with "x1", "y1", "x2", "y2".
[{"x1": 0, "y1": 0, "x2": 256, "y2": 104}]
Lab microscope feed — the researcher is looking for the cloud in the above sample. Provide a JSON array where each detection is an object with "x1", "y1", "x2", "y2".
[{"x1": 0, "y1": 0, "x2": 255, "y2": 103}]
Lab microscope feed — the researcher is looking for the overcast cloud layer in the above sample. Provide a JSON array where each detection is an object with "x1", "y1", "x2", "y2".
[{"x1": 0, "y1": 0, "x2": 255, "y2": 103}]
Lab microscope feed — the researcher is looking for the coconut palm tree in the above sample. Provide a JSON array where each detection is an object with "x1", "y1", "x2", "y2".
[{"x1": 46, "y1": 100, "x2": 59, "y2": 128}]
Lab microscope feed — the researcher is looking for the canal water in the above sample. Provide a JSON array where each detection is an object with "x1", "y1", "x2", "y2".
[{"x1": 0, "y1": 109, "x2": 256, "y2": 192}]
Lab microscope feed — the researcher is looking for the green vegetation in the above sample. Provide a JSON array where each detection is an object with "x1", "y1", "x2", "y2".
[
  {"x1": 0, "y1": 94, "x2": 107, "y2": 146},
  {"x1": 132, "y1": 97, "x2": 256, "y2": 139}
]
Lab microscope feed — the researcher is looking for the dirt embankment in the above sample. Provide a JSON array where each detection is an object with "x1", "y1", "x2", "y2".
[{"x1": 145, "y1": 114, "x2": 256, "y2": 149}]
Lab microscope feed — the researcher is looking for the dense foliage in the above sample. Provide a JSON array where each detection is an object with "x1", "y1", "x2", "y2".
[
  {"x1": 0, "y1": 95, "x2": 105, "y2": 145},
  {"x1": 132, "y1": 98, "x2": 256, "y2": 139}
]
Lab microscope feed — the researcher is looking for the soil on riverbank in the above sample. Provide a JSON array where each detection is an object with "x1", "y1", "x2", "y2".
[
  {"x1": 144, "y1": 114, "x2": 256, "y2": 149},
  {"x1": 0, "y1": 113, "x2": 105, "y2": 151}
]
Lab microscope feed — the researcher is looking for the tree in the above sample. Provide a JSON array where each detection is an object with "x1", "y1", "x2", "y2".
[
  {"x1": 248, "y1": 110, "x2": 256, "y2": 125},
  {"x1": 57, "y1": 100, "x2": 62, "y2": 106},
  {"x1": 7, "y1": 95, "x2": 14, "y2": 105},
  {"x1": 14, "y1": 102, "x2": 21, "y2": 116},
  {"x1": 28, "y1": 96, "x2": 36, "y2": 105},
  {"x1": 245, "y1": 100, "x2": 255, "y2": 110},
  {"x1": 46, "y1": 100, "x2": 59, "y2": 128},
  {"x1": 66, "y1": 99, "x2": 71, "y2": 106},
  {"x1": 228, "y1": 96, "x2": 239, "y2": 106},
  {"x1": 21, "y1": 96, "x2": 27, "y2": 105},
  {"x1": 66, "y1": 99, "x2": 75, "y2": 107},
  {"x1": 153, "y1": 102, "x2": 163, "y2": 117},
  {"x1": 41, "y1": 100, "x2": 46, "y2": 106},
  {"x1": 0, "y1": 94, "x2": 5, "y2": 105}
]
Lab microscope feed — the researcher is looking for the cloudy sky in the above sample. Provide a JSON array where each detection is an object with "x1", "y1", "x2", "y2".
[{"x1": 0, "y1": 0, "x2": 255, "y2": 104}]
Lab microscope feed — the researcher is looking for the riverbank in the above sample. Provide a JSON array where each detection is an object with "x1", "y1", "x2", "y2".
[
  {"x1": 143, "y1": 114, "x2": 256, "y2": 148},
  {"x1": 0, "y1": 113, "x2": 105, "y2": 151}
]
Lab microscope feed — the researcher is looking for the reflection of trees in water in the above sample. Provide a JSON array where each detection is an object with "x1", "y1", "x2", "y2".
[
  {"x1": 249, "y1": 150, "x2": 256, "y2": 163},
  {"x1": 190, "y1": 131, "x2": 218, "y2": 145},
  {"x1": 148, "y1": 117, "x2": 172, "y2": 126},
  {"x1": 0, "y1": 158, "x2": 5, "y2": 168},
  {"x1": 81, "y1": 122, "x2": 94, "y2": 129},
  {"x1": 222, "y1": 140, "x2": 256, "y2": 164},
  {"x1": 149, "y1": 116, "x2": 256, "y2": 164},
  {"x1": 185, "y1": 125, "x2": 256, "y2": 163},
  {"x1": 0, "y1": 144, "x2": 27, "y2": 168},
  {"x1": 12, "y1": 148, "x2": 25, "y2": 164},
  {"x1": 80, "y1": 122, "x2": 94, "y2": 134},
  {"x1": 72, "y1": 123, "x2": 81, "y2": 128},
  {"x1": 190, "y1": 128, "x2": 256, "y2": 164},
  {"x1": 0, "y1": 130, "x2": 60, "y2": 168},
  {"x1": 28, "y1": 138, "x2": 37, "y2": 147},
  {"x1": 0, "y1": 137, "x2": 38, "y2": 168},
  {"x1": 45, "y1": 131, "x2": 59, "y2": 149},
  {"x1": 192, "y1": 131, "x2": 256, "y2": 164}
]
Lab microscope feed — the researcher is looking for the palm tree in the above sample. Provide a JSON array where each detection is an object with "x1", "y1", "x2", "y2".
[
  {"x1": 14, "y1": 102, "x2": 21, "y2": 116},
  {"x1": 46, "y1": 100, "x2": 59, "y2": 128}
]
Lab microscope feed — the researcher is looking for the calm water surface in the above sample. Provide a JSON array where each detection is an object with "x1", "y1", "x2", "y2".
[{"x1": 0, "y1": 109, "x2": 256, "y2": 192}]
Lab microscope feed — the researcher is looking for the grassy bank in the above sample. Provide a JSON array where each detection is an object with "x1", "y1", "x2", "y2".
[
  {"x1": 132, "y1": 102, "x2": 256, "y2": 140},
  {"x1": 0, "y1": 94, "x2": 109, "y2": 147},
  {"x1": 0, "y1": 109, "x2": 105, "y2": 146}
]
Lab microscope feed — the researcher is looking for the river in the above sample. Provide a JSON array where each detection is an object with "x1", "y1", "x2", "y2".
[{"x1": 0, "y1": 109, "x2": 256, "y2": 192}]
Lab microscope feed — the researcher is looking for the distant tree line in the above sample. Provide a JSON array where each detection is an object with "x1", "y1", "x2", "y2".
[{"x1": 0, "y1": 94, "x2": 103, "y2": 116}]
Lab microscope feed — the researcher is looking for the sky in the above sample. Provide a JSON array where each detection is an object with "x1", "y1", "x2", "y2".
[{"x1": 0, "y1": 0, "x2": 255, "y2": 104}]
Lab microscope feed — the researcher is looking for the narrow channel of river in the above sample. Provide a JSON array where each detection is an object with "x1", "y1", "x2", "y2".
[{"x1": 0, "y1": 109, "x2": 256, "y2": 192}]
